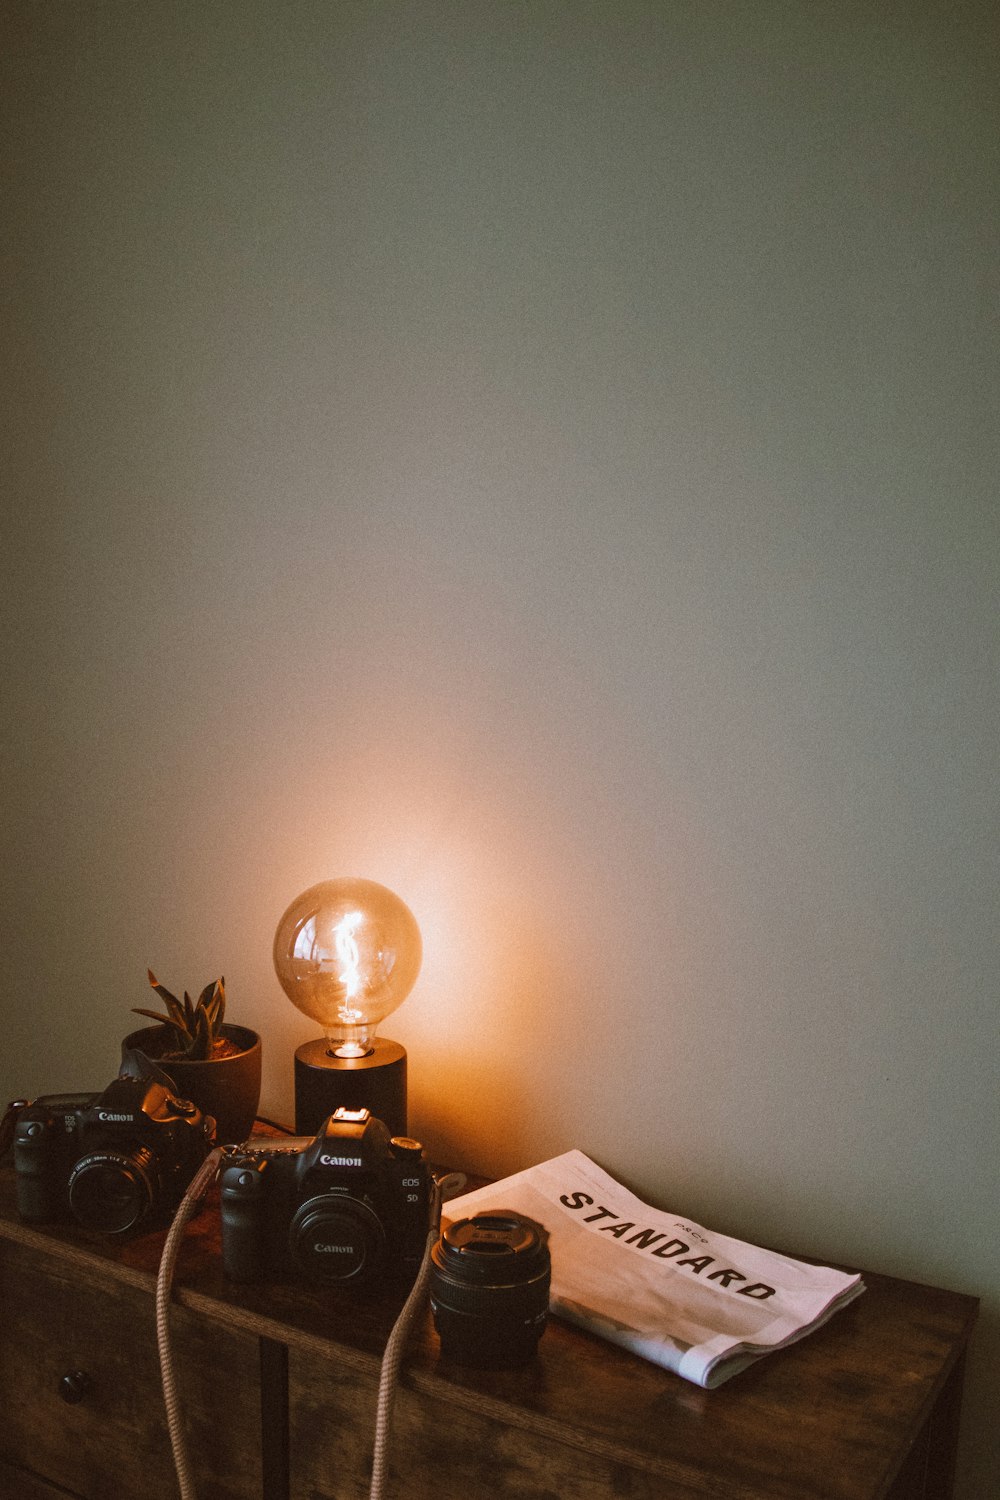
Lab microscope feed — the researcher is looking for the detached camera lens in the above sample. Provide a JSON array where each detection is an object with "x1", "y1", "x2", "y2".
[
  {"x1": 68, "y1": 1149, "x2": 156, "y2": 1234},
  {"x1": 290, "y1": 1195, "x2": 385, "y2": 1283},
  {"x1": 430, "y1": 1211, "x2": 550, "y2": 1368}
]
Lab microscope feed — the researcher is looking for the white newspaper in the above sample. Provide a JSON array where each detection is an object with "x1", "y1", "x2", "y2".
[{"x1": 446, "y1": 1150, "x2": 864, "y2": 1387}]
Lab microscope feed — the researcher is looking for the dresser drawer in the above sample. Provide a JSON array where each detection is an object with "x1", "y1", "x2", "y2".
[
  {"x1": 287, "y1": 1339, "x2": 668, "y2": 1500},
  {"x1": 0, "y1": 1237, "x2": 261, "y2": 1500}
]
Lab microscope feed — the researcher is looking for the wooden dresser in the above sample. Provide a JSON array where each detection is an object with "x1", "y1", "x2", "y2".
[{"x1": 0, "y1": 1163, "x2": 978, "y2": 1500}]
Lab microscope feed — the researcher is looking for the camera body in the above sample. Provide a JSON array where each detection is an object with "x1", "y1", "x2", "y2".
[
  {"x1": 220, "y1": 1107, "x2": 430, "y2": 1286},
  {"x1": 12, "y1": 1075, "x2": 215, "y2": 1235}
]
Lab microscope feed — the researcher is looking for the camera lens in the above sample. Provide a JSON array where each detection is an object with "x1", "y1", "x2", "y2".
[
  {"x1": 430, "y1": 1211, "x2": 551, "y2": 1368},
  {"x1": 290, "y1": 1194, "x2": 385, "y2": 1283},
  {"x1": 68, "y1": 1148, "x2": 157, "y2": 1234}
]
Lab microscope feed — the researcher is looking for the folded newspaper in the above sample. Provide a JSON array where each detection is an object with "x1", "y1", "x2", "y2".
[{"x1": 445, "y1": 1150, "x2": 864, "y2": 1387}]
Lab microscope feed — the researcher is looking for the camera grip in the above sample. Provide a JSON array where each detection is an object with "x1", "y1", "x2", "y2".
[
  {"x1": 13, "y1": 1123, "x2": 59, "y2": 1222},
  {"x1": 220, "y1": 1162, "x2": 267, "y2": 1281}
]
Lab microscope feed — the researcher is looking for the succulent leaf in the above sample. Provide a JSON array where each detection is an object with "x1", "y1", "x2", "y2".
[
  {"x1": 189, "y1": 1007, "x2": 212, "y2": 1060},
  {"x1": 131, "y1": 1007, "x2": 186, "y2": 1051},
  {"x1": 141, "y1": 969, "x2": 228, "y2": 1056},
  {"x1": 147, "y1": 971, "x2": 189, "y2": 1034},
  {"x1": 132, "y1": 1007, "x2": 178, "y2": 1027},
  {"x1": 147, "y1": 968, "x2": 175, "y2": 1003},
  {"x1": 198, "y1": 980, "x2": 218, "y2": 1026}
]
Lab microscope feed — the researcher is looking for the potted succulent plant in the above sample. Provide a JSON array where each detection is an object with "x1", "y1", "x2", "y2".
[{"x1": 121, "y1": 970, "x2": 262, "y2": 1143}]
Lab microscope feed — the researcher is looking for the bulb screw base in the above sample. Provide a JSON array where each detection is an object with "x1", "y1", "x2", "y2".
[{"x1": 293, "y1": 1037, "x2": 407, "y2": 1137}]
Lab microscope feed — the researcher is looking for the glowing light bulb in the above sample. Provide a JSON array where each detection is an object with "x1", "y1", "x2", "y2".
[{"x1": 273, "y1": 878, "x2": 422, "y2": 1060}]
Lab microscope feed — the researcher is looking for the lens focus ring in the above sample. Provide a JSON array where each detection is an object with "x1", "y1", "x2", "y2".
[
  {"x1": 67, "y1": 1148, "x2": 157, "y2": 1235},
  {"x1": 430, "y1": 1212, "x2": 551, "y2": 1367}
]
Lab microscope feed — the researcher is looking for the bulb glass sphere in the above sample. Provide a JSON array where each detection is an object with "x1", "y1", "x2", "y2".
[{"x1": 273, "y1": 878, "x2": 422, "y2": 1059}]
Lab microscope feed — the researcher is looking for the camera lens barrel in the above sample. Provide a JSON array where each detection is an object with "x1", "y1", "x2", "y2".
[
  {"x1": 290, "y1": 1194, "x2": 386, "y2": 1283},
  {"x1": 430, "y1": 1211, "x2": 551, "y2": 1368},
  {"x1": 68, "y1": 1148, "x2": 157, "y2": 1235}
]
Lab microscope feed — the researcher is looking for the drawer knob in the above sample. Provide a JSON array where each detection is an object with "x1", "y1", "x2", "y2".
[{"x1": 58, "y1": 1370, "x2": 91, "y2": 1405}]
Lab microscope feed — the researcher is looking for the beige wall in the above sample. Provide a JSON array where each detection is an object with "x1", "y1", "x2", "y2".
[{"x1": 2, "y1": 3, "x2": 996, "y2": 1492}]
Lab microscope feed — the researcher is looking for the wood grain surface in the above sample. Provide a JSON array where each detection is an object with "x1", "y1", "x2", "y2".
[{"x1": 0, "y1": 1164, "x2": 977, "y2": 1499}]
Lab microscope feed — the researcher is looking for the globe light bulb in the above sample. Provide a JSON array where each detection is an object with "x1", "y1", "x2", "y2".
[{"x1": 274, "y1": 878, "x2": 422, "y2": 1061}]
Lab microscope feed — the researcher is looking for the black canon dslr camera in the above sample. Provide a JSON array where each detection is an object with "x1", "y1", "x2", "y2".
[
  {"x1": 11, "y1": 1059, "x2": 215, "y2": 1235},
  {"x1": 220, "y1": 1107, "x2": 431, "y2": 1286}
]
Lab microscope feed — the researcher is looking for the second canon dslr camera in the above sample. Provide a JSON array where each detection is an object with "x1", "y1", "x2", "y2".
[
  {"x1": 13, "y1": 1067, "x2": 215, "y2": 1235},
  {"x1": 220, "y1": 1107, "x2": 431, "y2": 1286}
]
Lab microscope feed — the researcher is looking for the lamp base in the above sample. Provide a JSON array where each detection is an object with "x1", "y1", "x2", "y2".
[{"x1": 293, "y1": 1037, "x2": 407, "y2": 1137}]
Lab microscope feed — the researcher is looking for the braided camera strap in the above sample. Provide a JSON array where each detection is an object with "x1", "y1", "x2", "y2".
[
  {"x1": 368, "y1": 1173, "x2": 464, "y2": 1500},
  {"x1": 155, "y1": 1156, "x2": 467, "y2": 1500},
  {"x1": 155, "y1": 1147, "x2": 224, "y2": 1500}
]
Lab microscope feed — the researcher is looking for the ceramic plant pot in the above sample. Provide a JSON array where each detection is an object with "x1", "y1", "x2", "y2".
[{"x1": 121, "y1": 1024, "x2": 262, "y2": 1144}]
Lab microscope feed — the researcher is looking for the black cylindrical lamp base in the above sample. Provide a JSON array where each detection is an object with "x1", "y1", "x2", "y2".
[{"x1": 293, "y1": 1037, "x2": 407, "y2": 1137}]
